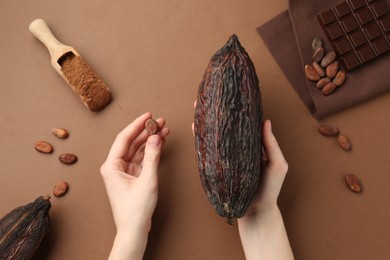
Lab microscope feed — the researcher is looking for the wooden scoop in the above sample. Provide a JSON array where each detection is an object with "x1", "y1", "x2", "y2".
[{"x1": 29, "y1": 18, "x2": 112, "y2": 111}]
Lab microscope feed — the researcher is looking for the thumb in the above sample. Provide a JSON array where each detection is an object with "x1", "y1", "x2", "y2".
[{"x1": 141, "y1": 135, "x2": 162, "y2": 181}]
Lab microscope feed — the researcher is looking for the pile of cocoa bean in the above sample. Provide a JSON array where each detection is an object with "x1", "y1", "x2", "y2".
[
  {"x1": 318, "y1": 124, "x2": 363, "y2": 193},
  {"x1": 305, "y1": 37, "x2": 346, "y2": 95},
  {"x1": 35, "y1": 127, "x2": 74, "y2": 197},
  {"x1": 318, "y1": 125, "x2": 352, "y2": 151}
]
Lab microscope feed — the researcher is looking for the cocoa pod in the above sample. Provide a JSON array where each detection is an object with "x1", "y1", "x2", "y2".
[
  {"x1": 194, "y1": 35, "x2": 262, "y2": 223},
  {"x1": 0, "y1": 196, "x2": 51, "y2": 259}
]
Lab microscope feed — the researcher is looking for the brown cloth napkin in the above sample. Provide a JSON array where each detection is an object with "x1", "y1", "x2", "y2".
[{"x1": 257, "y1": 0, "x2": 390, "y2": 119}]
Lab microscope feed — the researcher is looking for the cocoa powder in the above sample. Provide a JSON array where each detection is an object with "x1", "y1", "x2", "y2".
[{"x1": 60, "y1": 53, "x2": 111, "y2": 111}]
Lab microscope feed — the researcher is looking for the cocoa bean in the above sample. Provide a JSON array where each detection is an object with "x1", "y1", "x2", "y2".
[
  {"x1": 322, "y1": 82, "x2": 337, "y2": 95},
  {"x1": 53, "y1": 181, "x2": 69, "y2": 197},
  {"x1": 51, "y1": 128, "x2": 69, "y2": 139},
  {"x1": 316, "y1": 77, "x2": 331, "y2": 89},
  {"x1": 312, "y1": 61, "x2": 325, "y2": 77},
  {"x1": 345, "y1": 174, "x2": 362, "y2": 193},
  {"x1": 333, "y1": 70, "x2": 346, "y2": 86},
  {"x1": 318, "y1": 125, "x2": 339, "y2": 136},
  {"x1": 321, "y1": 51, "x2": 336, "y2": 67},
  {"x1": 145, "y1": 119, "x2": 158, "y2": 135},
  {"x1": 35, "y1": 141, "x2": 53, "y2": 154},
  {"x1": 304, "y1": 64, "x2": 320, "y2": 81},
  {"x1": 326, "y1": 61, "x2": 339, "y2": 79},
  {"x1": 312, "y1": 37, "x2": 323, "y2": 51},
  {"x1": 312, "y1": 47, "x2": 324, "y2": 62},
  {"x1": 338, "y1": 134, "x2": 352, "y2": 151},
  {"x1": 59, "y1": 153, "x2": 78, "y2": 164}
]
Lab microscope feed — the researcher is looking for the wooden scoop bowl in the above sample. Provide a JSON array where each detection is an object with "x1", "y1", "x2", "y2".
[{"x1": 29, "y1": 18, "x2": 112, "y2": 111}]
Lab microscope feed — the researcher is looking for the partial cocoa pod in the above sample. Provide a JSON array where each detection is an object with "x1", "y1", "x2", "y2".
[
  {"x1": 326, "y1": 61, "x2": 339, "y2": 79},
  {"x1": 338, "y1": 134, "x2": 352, "y2": 151},
  {"x1": 305, "y1": 64, "x2": 320, "y2": 81},
  {"x1": 145, "y1": 119, "x2": 158, "y2": 135},
  {"x1": 333, "y1": 70, "x2": 346, "y2": 86},
  {"x1": 194, "y1": 35, "x2": 262, "y2": 223},
  {"x1": 59, "y1": 153, "x2": 78, "y2": 164},
  {"x1": 312, "y1": 61, "x2": 325, "y2": 77},
  {"x1": 321, "y1": 51, "x2": 336, "y2": 67},
  {"x1": 322, "y1": 82, "x2": 337, "y2": 95},
  {"x1": 0, "y1": 196, "x2": 51, "y2": 259},
  {"x1": 319, "y1": 125, "x2": 339, "y2": 136},
  {"x1": 51, "y1": 128, "x2": 69, "y2": 139},
  {"x1": 345, "y1": 174, "x2": 362, "y2": 193},
  {"x1": 35, "y1": 141, "x2": 53, "y2": 154},
  {"x1": 312, "y1": 47, "x2": 324, "y2": 62},
  {"x1": 316, "y1": 77, "x2": 331, "y2": 89},
  {"x1": 53, "y1": 181, "x2": 69, "y2": 197}
]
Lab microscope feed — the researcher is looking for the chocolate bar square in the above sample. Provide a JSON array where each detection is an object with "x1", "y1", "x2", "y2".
[
  {"x1": 379, "y1": 15, "x2": 390, "y2": 32},
  {"x1": 349, "y1": 30, "x2": 367, "y2": 47},
  {"x1": 372, "y1": 37, "x2": 390, "y2": 54},
  {"x1": 356, "y1": 8, "x2": 374, "y2": 25},
  {"x1": 335, "y1": 37, "x2": 353, "y2": 54},
  {"x1": 370, "y1": 0, "x2": 390, "y2": 17},
  {"x1": 364, "y1": 23, "x2": 382, "y2": 40},
  {"x1": 341, "y1": 16, "x2": 360, "y2": 32},
  {"x1": 349, "y1": 0, "x2": 366, "y2": 10},
  {"x1": 335, "y1": 2, "x2": 352, "y2": 17},
  {"x1": 317, "y1": 0, "x2": 390, "y2": 71}
]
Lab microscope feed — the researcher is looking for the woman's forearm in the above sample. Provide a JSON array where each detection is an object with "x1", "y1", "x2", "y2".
[
  {"x1": 238, "y1": 207, "x2": 294, "y2": 260},
  {"x1": 108, "y1": 228, "x2": 149, "y2": 260}
]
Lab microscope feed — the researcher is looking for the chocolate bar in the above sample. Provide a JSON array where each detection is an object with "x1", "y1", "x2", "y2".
[{"x1": 317, "y1": 0, "x2": 390, "y2": 71}]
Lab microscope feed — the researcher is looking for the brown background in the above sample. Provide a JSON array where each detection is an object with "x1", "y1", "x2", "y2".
[{"x1": 1, "y1": 0, "x2": 390, "y2": 259}]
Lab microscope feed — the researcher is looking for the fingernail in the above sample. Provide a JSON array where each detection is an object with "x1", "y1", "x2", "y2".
[{"x1": 148, "y1": 135, "x2": 161, "y2": 147}]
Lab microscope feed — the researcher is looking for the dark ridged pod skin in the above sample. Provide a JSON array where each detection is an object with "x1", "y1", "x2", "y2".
[
  {"x1": 194, "y1": 35, "x2": 263, "y2": 223},
  {"x1": 0, "y1": 196, "x2": 51, "y2": 259}
]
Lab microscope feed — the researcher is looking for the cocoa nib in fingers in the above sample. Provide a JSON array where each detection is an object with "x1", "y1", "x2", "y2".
[{"x1": 145, "y1": 119, "x2": 158, "y2": 135}]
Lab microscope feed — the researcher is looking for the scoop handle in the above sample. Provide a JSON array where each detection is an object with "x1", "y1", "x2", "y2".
[{"x1": 29, "y1": 19, "x2": 70, "y2": 62}]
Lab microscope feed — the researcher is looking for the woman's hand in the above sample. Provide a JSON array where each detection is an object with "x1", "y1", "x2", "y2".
[
  {"x1": 192, "y1": 100, "x2": 293, "y2": 259},
  {"x1": 100, "y1": 112, "x2": 170, "y2": 260},
  {"x1": 237, "y1": 119, "x2": 294, "y2": 260},
  {"x1": 239, "y1": 119, "x2": 288, "y2": 220}
]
